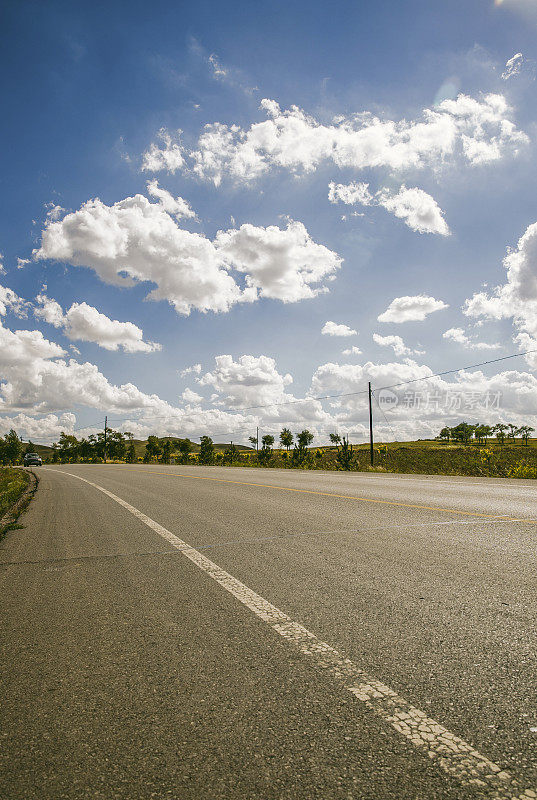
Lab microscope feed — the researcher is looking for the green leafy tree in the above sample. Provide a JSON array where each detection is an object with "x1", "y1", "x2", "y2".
[
  {"x1": 279, "y1": 428, "x2": 293, "y2": 451},
  {"x1": 89, "y1": 433, "x2": 106, "y2": 460},
  {"x1": 519, "y1": 425, "x2": 535, "y2": 446},
  {"x1": 177, "y1": 438, "x2": 192, "y2": 463},
  {"x1": 4, "y1": 429, "x2": 23, "y2": 465},
  {"x1": 199, "y1": 435, "x2": 215, "y2": 465},
  {"x1": 292, "y1": 429, "x2": 314, "y2": 465},
  {"x1": 438, "y1": 427, "x2": 451, "y2": 444},
  {"x1": 297, "y1": 429, "x2": 314, "y2": 449},
  {"x1": 450, "y1": 422, "x2": 475, "y2": 444},
  {"x1": 161, "y1": 439, "x2": 172, "y2": 464},
  {"x1": 248, "y1": 435, "x2": 258, "y2": 450},
  {"x1": 475, "y1": 425, "x2": 493, "y2": 445},
  {"x1": 493, "y1": 423, "x2": 508, "y2": 447},
  {"x1": 107, "y1": 430, "x2": 126, "y2": 461},
  {"x1": 507, "y1": 423, "x2": 518, "y2": 444},
  {"x1": 123, "y1": 432, "x2": 135, "y2": 463},
  {"x1": 24, "y1": 440, "x2": 37, "y2": 455},
  {"x1": 57, "y1": 432, "x2": 79, "y2": 463},
  {"x1": 258, "y1": 434, "x2": 275, "y2": 466},
  {"x1": 144, "y1": 435, "x2": 162, "y2": 463},
  {"x1": 78, "y1": 438, "x2": 94, "y2": 461}
]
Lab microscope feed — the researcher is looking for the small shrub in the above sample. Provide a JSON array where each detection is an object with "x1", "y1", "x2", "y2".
[{"x1": 507, "y1": 461, "x2": 537, "y2": 479}]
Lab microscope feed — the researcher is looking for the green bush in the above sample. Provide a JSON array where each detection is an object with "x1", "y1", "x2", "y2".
[{"x1": 0, "y1": 468, "x2": 30, "y2": 520}]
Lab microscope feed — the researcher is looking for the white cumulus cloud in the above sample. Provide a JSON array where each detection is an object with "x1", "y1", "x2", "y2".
[
  {"x1": 0, "y1": 412, "x2": 77, "y2": 441},
  {"x1": 141, "y1": 128, "x2": 185, "y2": 173},
  {"x1": 198, "y1": 354, "x2": 294, "y2": 409},
  {"x1": 377, "y1": 186, "x2": 450, "y2": 236},
  {"x1": 342, "y1": 346, "x2": 363, "y2": 356},
  {"x1": 181, "y1": 388, "x2": 203, "y2": 404},
  {"x1": 34, "y1": 294, "x2": 161, "y2": 353},
  {"x1": 329, "y1": 181, "x2": 450, "y2": 235},
  {"x1": 214, "y1": 221, "x2": 342, "y2": 303},
  {"x1": 328, "y1": 182, "x2": 373, "y2": 206},
  {"x1": 183, "y1": 93, "x2": 527, "y2": 185},
  {"x1": 146, "y1": 179, "x2": 196, "y2": 219},
  {"x1": 0, "y1": 284, "x2": 31, "y2": 318},
  {"x1": 0, "y1": 312, "x2": 175, "y2": 421},
  {"x1": 373, "y1": 333, "x2": 424, "y2": 356},
  {"x1": 442, "y1": 327, "x2": 499, "y2": 350},
  {"x1": 180, "y1": 363, "x2": 202, "y2": 377},
  {"x1": 378, "y1": 295, "x2": 449, "y2": 323},
  {"x1": 321, "y1": 320, "x2": 357, "y2": 337},
  {"x1": 464, "y1": 221, "x2": 537, "y2": 366},
  {"x1": 34, "y1": 192, "x2": 340, "y2": 315}
]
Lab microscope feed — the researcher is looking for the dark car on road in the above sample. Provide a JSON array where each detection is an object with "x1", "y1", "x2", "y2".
[{"x1": 23, "y1": 452, "x2": 42, "y2": 466}]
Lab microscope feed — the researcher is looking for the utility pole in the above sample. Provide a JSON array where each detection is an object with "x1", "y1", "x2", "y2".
[
  {"x1": 256, "y1": 426, "x2": 259, "y2": 452},
  {"x1": 104, "y1": 415, "x2": 108, "y2": 463},
  {"x1": 368, "y1": 382, "x2": 374, "y2": 466}
]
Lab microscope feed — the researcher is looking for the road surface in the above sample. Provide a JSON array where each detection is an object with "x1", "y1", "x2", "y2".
[{"x1": 1, "y1": 464, "x2": 537, "y2": 800}]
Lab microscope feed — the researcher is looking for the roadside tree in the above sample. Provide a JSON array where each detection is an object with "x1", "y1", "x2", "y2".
[
  {"x1": 438, "y1": 427, "x2": 451, "y2": 443},
  {"x1": 177, "y1": 439, "x2": 192, "y2": 463},
  {"x1": 258, "y1": 434, "x2": 275, "y2": 466},
  {"x1": 145, "y1": 435, "x2": 162, "y2": 463},
  {"x1": 279, "y1": 428, "x2": 293, "y2": 451},
  {"x1": 199, "y1": 436, "x2": 215, "y2": 465},
  {"x1": 507, "y1": 423, "x2": 518, "y2": 444},
  {"x1": 161, "y1": 439, "x2": 172, "y2": 464},
  {"x1": 519, "y1": 425, "x2": 535, "y2": 446},
  {"x1": 330, "y1": 433, "x2": 355, "y2": 470},
  {"x1": 57, "y1": 432, "x2": 79, "y2": 463},
  {"x1": 5, "y1": 429, "x2": 23, "y2": 464},
  {"x1": 493, "y1": 423, "x2": 508, "y2": 447},
  {"x1": 292, "y1": 429, "x2": 314, "y2": 465}
]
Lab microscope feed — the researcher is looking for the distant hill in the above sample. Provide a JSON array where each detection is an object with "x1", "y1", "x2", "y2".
[{"x1": 27, "y1": 444, "x2": 55, "y2": 459}]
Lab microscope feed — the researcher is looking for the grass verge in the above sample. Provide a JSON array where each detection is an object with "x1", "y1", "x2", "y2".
[{"x1": 0, "y1": 468, "x2": 37, "y2": 539}]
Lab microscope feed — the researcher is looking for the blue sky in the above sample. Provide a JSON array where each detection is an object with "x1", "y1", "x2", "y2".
[{"x1": 2, "y1": 0, "x2": 537, "y2": 445}]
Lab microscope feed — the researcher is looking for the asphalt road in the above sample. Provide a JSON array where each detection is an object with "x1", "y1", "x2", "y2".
[{"x1": 1, "y1": 464, "x2": 537, "y2": 800}]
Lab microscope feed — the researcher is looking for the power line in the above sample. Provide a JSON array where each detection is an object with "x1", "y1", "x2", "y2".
[
  {"x1": 376, "y1": 349, "x2": 537, "y2": 393},
  {"x1": 116, "y1": 347, "x2": 537, "y2": 422},
  {"x1": 17, "y1": 346, "x2": 537, "y2": 444}
]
